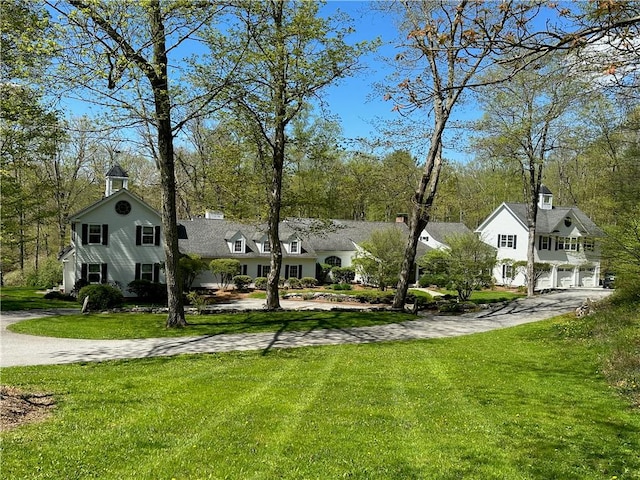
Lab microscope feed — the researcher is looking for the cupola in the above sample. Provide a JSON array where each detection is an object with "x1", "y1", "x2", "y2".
[
  {"x1": 538, "y1": 185, "x2": 553, "y2": 210},
  {"x1": 105, "y1": 164, "x2": 129, "y2": 197}
]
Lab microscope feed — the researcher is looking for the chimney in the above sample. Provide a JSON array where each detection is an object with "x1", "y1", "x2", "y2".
[{"x1": 395, "y1": 213, "x2": 408, "y2": 224}]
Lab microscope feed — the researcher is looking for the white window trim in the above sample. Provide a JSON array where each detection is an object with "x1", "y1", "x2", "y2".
[
  {"x1": 263, "y1": 239, "x2": 271, "y2": 253},
  {"x1": 141, "y1": 226, "x2": 155, "y2": 245},
  {"x1": 88, "y1": 224, "x2": 103, "y2": 244},
  {"x1": 233, "y1": 238, "x2": 245, "y2": 253},
  {"x1": 290, "y1": 240, "x2": 299, "y2": 254},
  {"x1": 88, "y1": 263, "x2": 102, "y2": 283}
]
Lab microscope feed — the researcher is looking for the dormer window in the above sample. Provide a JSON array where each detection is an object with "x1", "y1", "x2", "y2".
[
  {"x1": 263, "y1": 239, "x2": 271, "y2": 253},
  {"x1": 234, "y1": 239, "x2": 244, "y2": 253},
  {"x1": 290, "y1": 240, "x2": 299, "y2": 254}
]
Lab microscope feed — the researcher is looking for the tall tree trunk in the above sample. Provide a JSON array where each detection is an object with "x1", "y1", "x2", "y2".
[
  {"x1": 393, "y1": 128, "x2": 444, "y2": 309},
  {"x1": 265, "y1": 1, "x2": 286, "y2": 311},
  {"x1": 148, "y1": 2, "x2": 186, "y2": 327}
]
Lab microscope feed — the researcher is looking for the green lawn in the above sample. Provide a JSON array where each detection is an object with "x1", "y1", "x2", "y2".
[
  {"x1": 8, "y1": 310, "x2": 416, "y2": 339},
  {"x1": 2, "y1": 306, "x2": 639, "y2": 480},
  {"x1": 0, "y1": 287, "x2": 78, "y2": 311}
]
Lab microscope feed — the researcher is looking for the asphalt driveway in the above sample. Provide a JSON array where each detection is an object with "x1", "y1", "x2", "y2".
[{"x1": 1, "y1": 289, "x2": 612, "y2": 367}]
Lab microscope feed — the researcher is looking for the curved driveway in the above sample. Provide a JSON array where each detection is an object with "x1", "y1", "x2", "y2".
[{"x1": 1, "y1": 289, "x2": 612, "y2": 367}]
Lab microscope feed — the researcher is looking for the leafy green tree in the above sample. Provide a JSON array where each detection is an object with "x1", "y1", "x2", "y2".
[
  {"x1": 384, "y1": 0, "x2": 540, "y2": 308},
  {"x1": 47, "y1": 0, "x2": 233, "y2": 327},
  {"x1": 602, "y1": 206, "x2": 640, "y2": 301},
  {"x1": 472, "y1": 55, "x2": 584, "y2": 297},
  {"x1": 178, "y1": 254, "x2": 208, "y2": 292},
  {"x1": 419, "y1": 234, "x2": 497, "y2": 301},
  {"x1": 209, "y1": 259, "x2": 241, "y2": 291},
  {"x1": 353, "y1": 228, "x2": 405, "y2": 291},
  {"x1": 200, "y1": 0, "x2": 374, "y2": 310}
]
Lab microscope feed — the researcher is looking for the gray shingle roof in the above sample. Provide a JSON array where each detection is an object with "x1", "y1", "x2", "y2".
[
  {"x1": 178, "y1": 217, "x2": 430, "y2": 258},
  {"x1": 505, "y1": 203, "x2": 604, "y2": 236},
  {"x1": 425, "y1": 222, "x2": 472, "y2": 243},
  {"x1": 106, "y1": 164, "x2": 128, "y2": 177}
]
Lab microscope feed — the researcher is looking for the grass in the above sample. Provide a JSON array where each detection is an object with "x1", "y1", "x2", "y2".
[
  {"x1": 8, "y1": 310, "x2": 416, "y2": 339},
  {"x1": 0, "y1": 286, "x2": 78, "y2": 311},
  {"x1": 2, "y1": 302, "x2": 639, "y2": 479},
  {"x1": 437, "y1": 289, "x2": 525, "y2": 303}
]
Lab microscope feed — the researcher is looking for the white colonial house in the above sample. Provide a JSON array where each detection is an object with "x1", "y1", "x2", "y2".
[
  {"x1": 60, "y1": 167, "x2": 472, "y2": 295},
  {"x1": 475, "y1": 186, "x2": 604, "y2": 289},
  {"x1": 60, "y1": 165, "x2": 165, "y2": 296}
]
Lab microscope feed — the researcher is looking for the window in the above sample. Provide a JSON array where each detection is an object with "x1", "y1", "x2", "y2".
[
  {"x1": 498, "y1": 234, "x2": 517, "y2": 249},
  {"x1": 539, "y1": 236, "x2": 550, "y2": 250},
  {"x1": 325, "y1": 256, "x2": 342, "y2": 268},
  {"x1": 115, "y1": 200, "x2": 131, "y2": 215},
  {"x1": 420, "y1": 235, "x2": 429, "y2": 242},
  {"x1": 288, "y1": 265, "x2": 299, "y2": 279},
  {"x1": 234, "y1": 239, "x2": 244, "y2": 253},
  {"x1": 557, "y1": 236, "x2": 579, "y2": 251},
  {"x1": 263, "y1": 239, "x2": 271, "y2": 253},
  {"x1": 290, "y1": 240, "x2": 299, "y2": 253},
  {"x1": 136, "y1": 225, "x2": 160, "y2": 246},
  {"x1": 140, "y1": 264, "x2": 153, "y2": 281},
  {"x1": 142, "y1": 226, "x2": 155, "y2": 245},
  {"x1": 257, "y1": 265, "x2": 270, "y2": 277},
  {"x1": 88, "y1": 224, "x2": 103, "y2": 244},
  {"x1": 542, "y1": 195, "x2": 552, "y2": 205},
  {"x1": 135, "y1": 263, "x2": 159, "y2": 282},
  {"x1": 583, "y1": 238, "x2": 595, "y2": 252},
  {"x1": 502, "y1": 264, "x2": 513, "y2": 279},
  {"x1": 88, "y1": 264, "x2": 101, "y2": 283},
  {"x1": 82, "y1": 263, "x2": 107, "y2": 284}
]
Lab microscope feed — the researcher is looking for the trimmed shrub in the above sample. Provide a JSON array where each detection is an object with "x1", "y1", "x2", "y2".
[
  {"x1": 254, "y1": 277, "x2": 268, "y2": 290},
  {"x1": 287, "y1": 277, "x2": 302, "y2": 289},
  {"x1": 127, "y1": 280, "x2": 167, "y2": 302},
  {"x1": 328, "y1": 283, "x2": 352, "y2": 291},
  {"x1": 77, "y1": 284, "x2": 124, "y2": 310},
  {"x1": 232, "y1": 275, "x2": 252, "y2": 292},
  {"x1": 331, "y1": 266, "x2": 355, "y2": 284},
  {"x1": 301, "y1": 277, "x2": 317, "y2": 288}
]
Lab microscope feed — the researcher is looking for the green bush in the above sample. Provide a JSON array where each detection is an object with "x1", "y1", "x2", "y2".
[
  {"x1": 418, "y1": 273, "x2": 449, "y2": 288},
  {"x1": 127, "y1": 280, "x2": 167, "y2": 302},
  {"x1": 7, "y1": 257, "x2": 63, "y2": 288},
  {"x1": 328, "y1": 283, "x2": 353, "y2": 291},
  {"x1": 353, "y1": 291, "x2": 394, "y2": 304},
  {"x1": 77, "y1": 284, "x2": 124, "y2": 310},
  {"x1": 254, "y1": 277, "x2": 268, "y2": 290},
  {"x1": 301, "y1": 277, "x2": 317, "y2": 288},
  {"x1": 287, "y1": 277, "x2": 302, "y2": 289},
  {"x1": 232, "y1": 275, "x2": 252, "y2": 292},
  {"x1": 331, "y1": 266, "x2": 355, "y2": 284}
]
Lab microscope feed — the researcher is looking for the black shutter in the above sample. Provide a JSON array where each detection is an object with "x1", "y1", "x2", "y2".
[
  {"x1": 497, "y1": 235, "x2": 501, "y2": 248},
  {"x1": 577, "y1": 241, "x2": 580, "y2": 252},
  {"x1": 154, "y1": 226, "x2": 161, "y2": 246},
  {"x1": 285, "y1": 265, "x2": 290, "y2": 279},
  {"x1": 136, "y1": 226, "x2": 142, "y2": 245},
  {"x1": 538, "y1": 236, "x2": 542, "y2": 250},
  {"x1": 298, "y1": 265, "x2": 303, "y2": 279},
  {"x1": 513, "y1": 236, "x2": 517, "y2": 249},
  {"x1": 101, "y1": 263, "x2": 108, "y2": 283},
  {"x1": 82, "y1": 224, "x2": 88, "y2": 245},
  {"x1": 153, "y1": 263, "x2": 160, "y2": 282},
  {"x1": 242, "y1": 264, "x2": 247, "y2": 276},
  {"x1": 102, "y1": 224, "x2": 108, "y2": 245},
  {"x1": 135, "y1": 263, "x2": 141, "y2": 280},
  {"x1": 257, "y1": 265, "x2": 262, "y2": 277},
  {"x1": 555, "y1": 237, "x2": 559, "y2": 250},
  {"x1": 81, "y1": 263, "x2": 88, "y2": 281}
]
